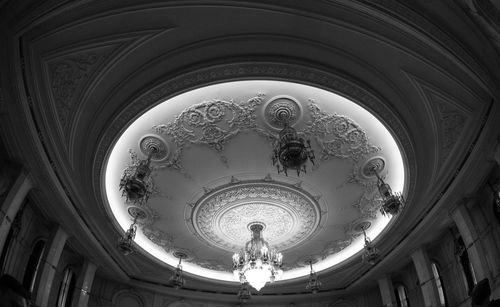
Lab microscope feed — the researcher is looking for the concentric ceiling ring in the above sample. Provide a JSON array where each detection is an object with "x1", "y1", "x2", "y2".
[{"x1": 188, "y1": 179, "x2": 324, "y2": 252}]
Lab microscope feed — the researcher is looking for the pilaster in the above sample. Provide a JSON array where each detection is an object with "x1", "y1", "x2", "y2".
[
  {"x1": 72, "y1": 261, "x2": 97, "y2": 307},
  {"x1": 451, "y1": 199, "x2": 490, "y2": 281},
  {"x1": 378, "y1": 275, "x2": 397, "y2": 307},
  {"x1": 35, "y1": 226, "x2": 68, "y2": 307},
  {"x1": 411, "y1": 248, "x2": 441, "y2": 307}
]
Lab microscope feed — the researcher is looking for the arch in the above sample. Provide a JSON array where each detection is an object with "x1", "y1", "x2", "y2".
[
  {"x1": 22, "y1": 238, "x2": 46, "y2": 293},
  {"x1": 394, "y1": 283, "x2": 409, "y2": 307},
  {"x1": 112, "y1": 289, "x2": 145, "y2": 307},
  {"x1": 56, "y1": 266, "x2": 75, "y2": 307},
  {"x1": 431, "y1": 261, "x2": 448, "y2": 307}
]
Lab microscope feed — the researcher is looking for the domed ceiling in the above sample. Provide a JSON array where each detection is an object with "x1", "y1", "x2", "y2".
[{"x1": 105, "y1": 80, "x2": 405, "y2": 283}]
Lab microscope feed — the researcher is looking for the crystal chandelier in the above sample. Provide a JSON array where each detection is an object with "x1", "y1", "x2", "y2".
[
  {"x1": 237, "y1": 282, "x2": 252, "y2": 302},
  {"x1": 232, "y1": 224, "x2": 283, "y2": 291},
  {"x1": 361, "y1": 225, "x2": 380, "y2": 265},
  {"x1": 272, "y1": 123, "x2": 315, "y2": 176},
  {"x1": 119, "y1": 150, "x2": 156, "y2": 206},
  {"x1": 372, "y1": 169, "x2": 404, "y2": 216},
  {"x1": 170, "y1": 253, "x2": 186, "y2": 289},
  {"x1": 305, "y1": 260, "x2": 321, "y2": 293},
  {"x1": 117, "y1": 216, "x2": 138, "y2": 256}
]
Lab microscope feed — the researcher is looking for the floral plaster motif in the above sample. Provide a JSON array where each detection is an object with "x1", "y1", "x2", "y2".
[
  {"x1": 153, "y1": 94, "x2": 266, "y2": 169},
  {"x1": 142, "y1": 226, "x2": 174, "y2": 252},
  {"x1": 151, "y1": 96, "x2": 379, "y2": 171},
  {"x1": 306, "y1": 102, "x2": 380, "y2": 162},
  {"x1": 189, "y1": 180, "x2": 324, "y2": 253},
  {"x1": 321, "y1": 238, "x2": 354, "y2": 260},
  {"x1": 49, "y1": 52, "x2": 105, "y2": 129}
]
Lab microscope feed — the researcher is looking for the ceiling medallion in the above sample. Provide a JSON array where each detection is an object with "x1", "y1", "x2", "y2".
[
  {"x1": 189, "y1": 178, "x2": 324, "y2": 253},
  {"x1": 232, "y1": 223, "x2": 283, "y2": 291},
  {"x1": 263, "y1": 96, "x2": 302, "y2": 129},
  {"x1": 139, "y1": 135, "x2": 169, "y2": 161}
]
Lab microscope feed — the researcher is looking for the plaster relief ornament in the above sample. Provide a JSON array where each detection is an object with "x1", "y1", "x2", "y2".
[
  {"x1": 104, "y1": 80, "x2": 406, "y2": 285},
  {"x1": 151, "y1": 95, "x2": 379, "y2": 173},
  {"x1": 305, "y1": 101, "x2": 379, "y2": 162},
  {"x1": 153, "y1": 94, "x2": 266, "y2": 170},
  {"x1": 189, "y1": 180, "x2": 324, "y2": 254}
]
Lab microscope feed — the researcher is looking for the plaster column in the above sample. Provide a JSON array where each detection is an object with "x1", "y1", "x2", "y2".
[
  {"x1": 378, "y1": 275, "x2": 397, "y2": 307},
  {"x1": 35, "y1": 226, "x2": 68, "y2": 307},
  {"x1": 411, "y1": 248, "x2": 441, "y2": 307},
  {"x1": 0, "y1": 169, "x2": 31, "y2": 252},
  {"x1": 72, "y1": 261, "x2": 97, "y2": 307},
  {"x1": 451, "y1": 200, "x2": 489, "y2": 281}
]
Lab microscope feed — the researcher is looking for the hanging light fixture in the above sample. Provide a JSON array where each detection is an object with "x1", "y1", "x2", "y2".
[
  {"x1": 170, "y1": 253, "x2": 186, "y2": 289},
  {"x1": 237, "y1": 282, "x2": 252, "y2": 302},
  {"x1": 119, "y1": 149, "x2": 156, "y2": 206},
  {"x1": 305, "y1": 260, "x2": 321, "y2": 294},
  {"x1": 117, "y1": 216, "x2": 138, "y2": 256},
  {"x1": 272, "y1": 123, "x2": 315, "y2": 176},
  {"x1": 232, "y1": 223, "x2": 283, "y2": 291},
  {"x1": 361, "y1": 225, "x2": 380, "y2": 265},
  {"x1": 371, "y1": 168, "x2": 404, "y2": 216}
]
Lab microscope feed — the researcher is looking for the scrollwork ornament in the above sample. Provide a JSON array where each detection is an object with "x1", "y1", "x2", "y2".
[
  {"x1": 306, "y1": 102, "x2": 379, "y2": 162},
  {"x1": 142, "y1": 226, "x2": 174, "y2": 252},
  {"x1": 153, "y1": 94, "x2": 265, "y2": 170}
]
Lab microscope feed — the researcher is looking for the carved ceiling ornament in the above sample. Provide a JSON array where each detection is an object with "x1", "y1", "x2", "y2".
[
  {"x1": 151, "y1": 96, "x2": 379, "y2": 172},
  {"x1": 437, "y1": 102, "x2": 467, "y2": 161},
  {"x1": 49, "y1": 52, "x2": 105, "y2": 129},
  {"x1": 188, "y1": 179, "x2": 325, "y2": 252},
  {"x1": 263, "y1": 96, "x2": 302, "y2": 128},
  {"x1": 306, "y1": 102, "x2": 380, "y2": 162},
  {"x1": 153, "y1": 94, "x2": 266, "y2": 169},
  {"x1": 96, "y1": 63, "x2": 416, "y2": 217},
  {"x1": 99, "y1": 64, "x2": 411, "y2": 282}
]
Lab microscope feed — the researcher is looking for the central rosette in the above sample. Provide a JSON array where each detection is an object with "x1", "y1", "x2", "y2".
[{"x1": 188, "y1": 179, "x2": 323, "y2": 252}]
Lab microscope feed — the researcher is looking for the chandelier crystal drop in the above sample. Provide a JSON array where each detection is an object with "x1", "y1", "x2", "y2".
[
  {"x1": 232, "y1": 224, "x2": 283, "y2": 291},
  {"x1": 119, "y1": 150, "x2": 156, "y2": 206},
  {"x1": 272, "y1": 123, "x2": 315, "y2": 176},
  {"x1": 117, "y1": 216, "x2": 138, "y2": 256},
  {"x1": 170, "y1": 254, "x2": 186, "y2": 289},
  {"x1": 305, "y1": 260, "x2": 321, "y2": 294},
  {"x1": 372, "y1": 168, "x2": 404, "y2": 216},
  {"x1": 361, "y1": 225, "x2": 380, "y2": 265}
]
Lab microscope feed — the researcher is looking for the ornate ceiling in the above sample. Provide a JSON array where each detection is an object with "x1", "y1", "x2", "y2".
[
  {"x1": 1, "y1": 0, "x2": 499, "y2": 300},
  {"x1": 105, "y1": 80, "x2": 405, "y2": 282}
]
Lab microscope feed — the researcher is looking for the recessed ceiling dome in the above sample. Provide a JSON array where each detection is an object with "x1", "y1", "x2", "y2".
[{"x1": 105, "y1": 80, "x2": 405, "y2": 283}]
